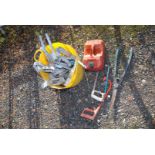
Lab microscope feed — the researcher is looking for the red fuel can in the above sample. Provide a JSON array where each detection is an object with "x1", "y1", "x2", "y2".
[{"x1": 82, "y1": 40, "x2": 105, "y2": 71}]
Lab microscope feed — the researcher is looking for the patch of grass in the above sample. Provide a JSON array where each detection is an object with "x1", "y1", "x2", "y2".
[{"x1": 0, "y1": 36, "x2": 5, "y2": 45}]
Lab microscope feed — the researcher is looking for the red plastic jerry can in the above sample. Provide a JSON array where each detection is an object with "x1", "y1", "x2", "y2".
[{"x1": 82, "y1": 40, "x2": 105, "y2": 71}]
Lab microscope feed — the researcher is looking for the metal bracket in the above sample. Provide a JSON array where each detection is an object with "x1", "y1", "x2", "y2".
[{"x1": 91, "y1": 90, "x2": 105, "y2": 102}]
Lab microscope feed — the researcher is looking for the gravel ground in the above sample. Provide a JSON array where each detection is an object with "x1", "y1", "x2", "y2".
[{"x1": 0, "y1": 25, "x2": 155, "y2": 129}]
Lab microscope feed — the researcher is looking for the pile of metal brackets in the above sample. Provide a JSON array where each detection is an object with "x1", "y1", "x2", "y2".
[{"x1": 33, "y1": 33, "x2": 75, "y2": 88}]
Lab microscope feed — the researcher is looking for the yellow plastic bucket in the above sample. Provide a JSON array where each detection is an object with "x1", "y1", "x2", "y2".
[{"x1": 34, "y1": 42, "x2": 84, "y2": 89}]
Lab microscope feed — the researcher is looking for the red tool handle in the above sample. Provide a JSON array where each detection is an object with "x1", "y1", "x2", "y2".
[
  {"x1": 80, "y1": 106, "x2": 101, "y2": 121},
  {"x1": 80, "y1": 80, "x2": 112, "y2": 120},
  {"x1": 104, "y1": 79, "x2": 112, "y2": 99}
]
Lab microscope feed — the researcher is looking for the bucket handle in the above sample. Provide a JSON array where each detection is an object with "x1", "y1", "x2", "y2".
[{"x1": 34, "y1": 49, "x2": 45, "y2": 62}]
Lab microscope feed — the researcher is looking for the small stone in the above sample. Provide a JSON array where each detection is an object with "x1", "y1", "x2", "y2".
[
  {"x1": 97, "y1": 119, "x2": 101, "y2": 123},
  {"x1": 130, "y1": 37, "x2": 133, "y2": 41},
  {"x1": 152, "y1": 120, "x2": 155, "y2": 126},
  {"x1": 118, "y1": 109, "x2": 123, "y2": 113},
  {"x1": 44, "y1": 126, "x2": 48, "y2": 129},
  {"x1": 128, "y1": 95, "x2": 133, "y2": 101},
  {"x1": 84, "y1": 98, "x2": 88, "y2": 102},
  {"x1": 152, "y1": 59, "x2": 155, "y2": 65},
  {"x1": 77, "y1": 99, "x2": 82, "y2": 104},
  {"x1": 134, "y1": 70, "x2": 139, "y2": 74},
  {"x1": 123, "y1": 118, "x2": 126, "y2": 124},
  {"x1": 19, "y1": 86, "x2": 23, "y2": 91},
  {"x1": 142, "y1": 79, "x2": 147, "y2": 85},
  {"x1": 31, "y1": 109, "x2": 36, "y2": 112},
  {"x1": 139, "y1": 65, "x2": 144, "y2": 70},
  {"x1": 44, "y1": 105, "x2": 48, "y2": 109}
]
